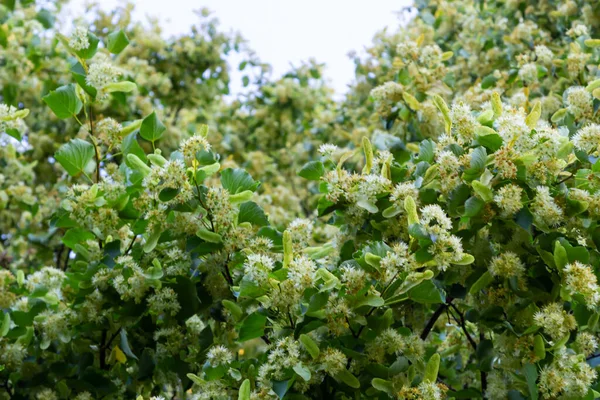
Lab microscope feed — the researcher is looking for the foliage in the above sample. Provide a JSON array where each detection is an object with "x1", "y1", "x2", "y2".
[{"x1": 2, "y1": 0, "x2": 600, "y2": 399}]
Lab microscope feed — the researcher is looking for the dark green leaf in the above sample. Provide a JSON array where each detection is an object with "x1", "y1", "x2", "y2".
[
  {"x1": 239, "y1": 312, "x2": 267, "y2": 342},
  {"x1": 408, "y1": 280, "x2": 445, "y2": 304},
  {"x1": 238, "y1": 201, "x2": 269, "y2": 226},
  {"x1": 523, "y1": 364, "x2": 539, "y2": 400},
  {"x1": 476, "y1": 133, "x2": 503, "y2": 152}
]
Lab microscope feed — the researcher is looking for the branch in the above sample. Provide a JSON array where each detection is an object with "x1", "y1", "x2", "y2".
[{"x1": 421, "y1": 302, "x2": 448, "y2": 340}]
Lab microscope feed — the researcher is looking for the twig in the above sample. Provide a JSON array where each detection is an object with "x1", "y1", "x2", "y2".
[
  {"x1": 124, "y1": 234, "x2": 137, "y2": 256},
  {"x1": 0, "y1": 380, "x2": 13, "y2": 399},
  {"x1": 448, "y1": 303, "x2": 477, "y2": 350},
  {"x1": 99, "y1": 328, "x2": 121, "y2": 370},
  {"x1": 555, "y1": 173, "x2": 573, "y2": 185},
  {"x1": 261, "y1": 335, "x2": 271, "y2": 345},
  {"x1": 421, "y1": 302, "x2": 449, "y2": 340},
  {"x1": 480, "y1": 332, "x2": 487, "y2": 396}
]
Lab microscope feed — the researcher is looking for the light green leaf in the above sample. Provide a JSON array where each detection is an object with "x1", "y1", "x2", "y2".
[
  {"x1": 472, "y1": 180, "x2": 494, "y2": 202},
  {"x1": 355, "y1": 294, "x2": 384, "y2": 308},
  {"x1": 104, "y1": 81, "x2": 137, "y2": 93},
  {"x1": 197, "y1": 228, "x2": 223, "y2": 244},
  {"x1": 143, "y1": 230, "x2": 161, "y2": 253},
  {"x1": 371, "y1": 378, "x2": 394, "y2": 394},
  {"x1": 299, "y1": 334, "x2": 320, "y2": 359},
  {"x1": 293, "y1": 363, "x2": 311, "y2": 381},
  {"x1": 424, "y1": 353, "x2": 440, "y2": 383},
  {"x1": 335, "y1": 369, "x2": 360, "y2": 389},
  {"x1": 0, "y1": 312, "x2": 10, "y2": 337},
  {"x1": 187, "y1": 373, "x2": 205, "y2": 386},
  {"x1": 238, "y1": 379, "x2": 251, "y2": 400}
]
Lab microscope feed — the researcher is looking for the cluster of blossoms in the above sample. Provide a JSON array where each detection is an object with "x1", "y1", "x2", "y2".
[{"x1": 2, "y1": 0, "x2": 600, "y2": 399}]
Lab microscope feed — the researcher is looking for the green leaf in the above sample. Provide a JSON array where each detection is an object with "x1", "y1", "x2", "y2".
[
  {"x1": 197, "y1": 228, "x2": 223, "y2": 244},
  {"x1": 43, "y1": 84, "x2": 82, "y2": 119},
  {"x1": 469, "y1": 271, "x2": 494, "y2": 294},
  {"x1": 221, "y1": 168, "x2": 260, "y2": 194},
  {"x1": 464, "y1": 196, "x2": 484, "y2": 217},
  {"x1": 5, "y1": 128, "x2": 21, "y2": 141},
  {"x1": 272, "y1": 379, "x2": 294, "y2": 399},
  {"x1": 418, "y1": 139, "x2": 435, "y2": 163},
  {"x1": 293, "y1": 363, "x2": 311, "y2": 381},
  {"x1": 143, "y1": 230, "x2": 161, "y2": 253},
  {"x1": 424, "y1": 353, "x2": 440, "y2": 383},
  {"x1": 0, "y1": 312, "x2": 10, "y2": 337},
  {"x1": 75, "y1": 31, "x2": 99, "y2": 59},
  {"x1": 476, "y1": 133, "x2": 503, "y2": 152},
  {"x1": 408, "y1": 280, "x2": 445, "y2": 304},
  {"x1": 298, "y1": 161, "x2": 325, "y2": 180},
  {"x1": 187, "y1": 373, "x2": 205, "y2": 386},
  {"x1": 431, "y1": 94, "x2": 451, "y2": 134},
  {"x1": 106, "y1": 29, "x2": 129, "y2": 54},
  {"x1": 71, "y1": 61, "x2": 97, "y2": 98},
  {"x1": 62, "y1": 228, "x2": 95, "y2": 249},
  {"x1": 120, "y1": 329, "x2": 138, "y2": 360},
  {"x1": 55, "y1": 139, "x2": 95, "y2": 177},
  {"x1": 299, "y1": 334, "x2": 320, "y2": 359},
  {"x1": 472, "y1": 180, "x2": 494, "y2": 202},
  {"x1": 238, "y1": 379, "x2": 251, "y2": 400},
  {"x1": 104, "y1": 81, "x2": 136, "y2": 93},
  {"x1": 355, "y1": 294, "x2": 384, "y2": 308},
  {"x1": 222, "y1": 300, "x2": 244, "y2": 321},
  {"x1": 481, "y1": 74, "x2": 498, "y2": 89},
  {"x1": 524, "y1": 364, "x2": 539, "y2": 400},
  {"x1": 171, "y1": 276, "x2": 201, "y2": 321},
  {"x1": 122, "y1": 132, "x2": 147, "y2": 163},
  {"x1": 139, "y1": 111, "x2": 166, "y2": 143},
  {"x1": 238, "y1": 201, "x2": 269, "y2": 226},
  {"x1": 238, "y1": 312, "x2": 267, "y2": 342},
  {"x1": 335, "y1": 369, "x2": 360, "y2": 389},
  {"x1": 463, "y1": 147, "x2": 487, "y2": 182},
  {"x1": 554, "y1": 241, "x2": 568, "y2": 270},
  {"x1": 239, "y1": 278, "x2": 267, "y2": 298},
  {"x1": 36, "y1": 9, "x2": 55, "y2": 28},
  {"x1": 371, "y1": 378, "x2": 394, "y2": 394},
  {"x1": 159, "y1": 188, "x2": 179, "y2": 202}
]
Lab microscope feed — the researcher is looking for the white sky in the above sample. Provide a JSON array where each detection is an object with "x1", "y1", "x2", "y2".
[{"x1": 67, "y1": 0, "x2": 413, "y2": 95}]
